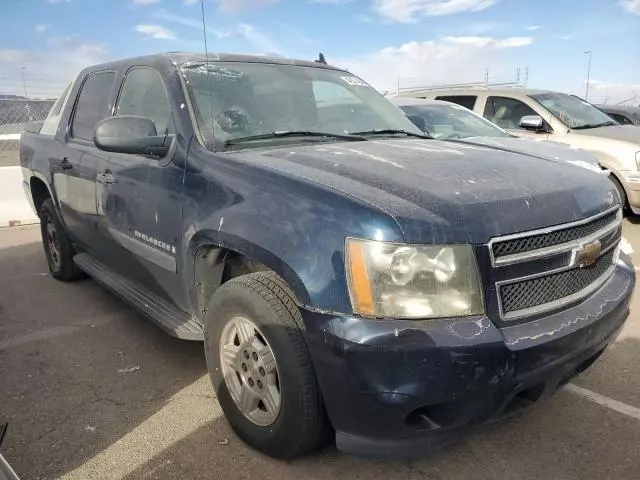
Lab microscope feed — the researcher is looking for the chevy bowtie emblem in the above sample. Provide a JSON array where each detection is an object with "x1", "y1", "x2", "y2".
[{"x1": 574, "y1": 240, "x2": 601, "y2": 267}]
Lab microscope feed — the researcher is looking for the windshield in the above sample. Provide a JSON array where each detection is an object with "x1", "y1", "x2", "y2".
[
  {"x1": 400, "y1": 103, "x2": 509, "y2": 139},
  {"x1": 530, "y1": 92, "x2": 616, "y2": 129},
  {"x1": 181, "y1": 62, "x2": 423, "y2": 149}
]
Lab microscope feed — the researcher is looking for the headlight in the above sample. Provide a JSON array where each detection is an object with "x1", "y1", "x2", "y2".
[
  {"x1": 636, "y1": 152, "x2": 640, "y2": 171},
  {"x1": 345, "y1": 238, "x2": 484, "y2": 319}
]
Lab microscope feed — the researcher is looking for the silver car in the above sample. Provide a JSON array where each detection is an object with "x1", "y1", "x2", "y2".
[{"x1": 390, "y1": 97, "x2": 607, "y2": 175}]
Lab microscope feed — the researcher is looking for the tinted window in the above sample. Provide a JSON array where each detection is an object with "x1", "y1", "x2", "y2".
[
  {"x1": 71, "y1": 72, "x2": 115, "y2": 141},
  {"x1": 483, "y1": 96, "x2": 538, "y2": 130},
  {"x1": 607, "y1": 113, "x2": 632, "y2": 125},
  {"x1": 434, "y1": 95, "x2": 477, "y2": 110},
  {"x1": 116, "y1": 68, "x2": 173, "y2": 135},
  {"x1": 41, "y1": 83, "x2": 71, "y2": 136}
]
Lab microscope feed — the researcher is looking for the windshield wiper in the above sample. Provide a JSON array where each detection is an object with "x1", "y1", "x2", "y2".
[
  {"x1": 224, "y1": 131, "x2": 366, "y2": 146},
  {"x1": 351, "y1": 129, "x2": 432, "y2": 139},
  {"x1": 573, "y1": 121, "x2": 617, "y2": 130}
]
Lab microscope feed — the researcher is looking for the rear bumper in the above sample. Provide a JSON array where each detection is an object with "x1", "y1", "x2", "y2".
[{"x1": 300, "y1": 261, "x2": 634, "y2": 457}]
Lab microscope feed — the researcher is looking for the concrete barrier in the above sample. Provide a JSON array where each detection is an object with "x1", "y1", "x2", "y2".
[{"x1": 0, "y1": 166, "x2": 38, "y2": 227}]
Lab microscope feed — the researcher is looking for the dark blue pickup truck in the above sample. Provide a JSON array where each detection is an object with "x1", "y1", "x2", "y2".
[{"x1": 20, "y1": 53, "x2": 635, "y2": 459}]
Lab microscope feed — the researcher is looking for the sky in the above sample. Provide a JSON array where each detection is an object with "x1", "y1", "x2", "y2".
[{"x1": 0, "y1": 0, "x2": 639, "y2": 103}]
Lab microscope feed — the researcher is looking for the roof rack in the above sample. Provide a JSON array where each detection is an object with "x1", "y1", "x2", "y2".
[{"x1": 396, "y1": 66, "x2": 529, "y2": 95}]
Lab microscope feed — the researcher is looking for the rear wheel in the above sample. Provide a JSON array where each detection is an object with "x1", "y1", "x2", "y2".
[
  {"x1": 39, "y1": 198, "x2": 85, "y2": 281},
  {"x1": 204, "y1": 271, "x2": 330, "y2": 459}
]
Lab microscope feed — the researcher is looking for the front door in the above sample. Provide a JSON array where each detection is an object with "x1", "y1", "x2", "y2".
[
  {"x1": 55, "y1": 71, "x2": 117, "y2": 250},
  {"x1": 482, "y1": 96, "x2": 551, "y2": 140},
  {"x1": 93, "y1": 67, "x2": 187, "y2": 309}
]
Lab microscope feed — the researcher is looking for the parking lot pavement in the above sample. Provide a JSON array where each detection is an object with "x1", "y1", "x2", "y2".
[{"x1": 2, "y1": 224, "x2": 640, "y2": 480}]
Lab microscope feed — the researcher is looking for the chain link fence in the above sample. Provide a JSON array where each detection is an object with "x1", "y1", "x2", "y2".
[{"x1": 0, "y1": 99, "x2": 55, "y2": 167}]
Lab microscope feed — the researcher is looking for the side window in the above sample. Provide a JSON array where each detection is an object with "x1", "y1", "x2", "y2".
[
  {"x1": 40, "y1": 83, "x2": 72, "y2": 136},
  {"x1": 435, "y1": 95, "x2": 477, "y2": 110},
  {"x1": 71, "y1": 72, "x2": 116, "y2": 141},
  {"x1": 483, "y1": 96, "x2": 538, "y2": 130},
  {"x1": 116, "y1": 68, "x2": 173, "y2": 135},
  {"x1": 607, "y1": 113, "x2": 630, "y2": 125}
]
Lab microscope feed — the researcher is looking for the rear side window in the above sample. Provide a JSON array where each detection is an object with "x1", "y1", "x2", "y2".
[
  {"x1": 71, "y1": 71, "x2": 116, "y2": 141},
  {"x1": 483, "y1": 96, "x2": 538, "y2": 130},
  {"x1": 40, "y1": 83, "x2": 72, "y2": 136},
  {"x1": 116, "y1": 68, "x2": 174, "y2": 135},
  {"x1": 435, "y1": 95, "x2": 477, "y2": 110}
]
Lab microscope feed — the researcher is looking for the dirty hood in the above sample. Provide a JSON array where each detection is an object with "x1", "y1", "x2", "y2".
[
  {"x1": 232, "y1": 139, "x2": 618, "y2": 244},
  {"x1": 572, "y1": 124, "x2": 640, "y2": 145},
  {"x1": 457, "y1": 136, "x2": 604, "y2": 173}
]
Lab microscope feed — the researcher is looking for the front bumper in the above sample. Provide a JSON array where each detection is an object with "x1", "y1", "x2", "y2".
[
  {"x1": 300, "y1": 261, "x2": 634, "y2": 457},
  {"x1": 619, "y1": 171, "x2": 640, "y2": 212}
]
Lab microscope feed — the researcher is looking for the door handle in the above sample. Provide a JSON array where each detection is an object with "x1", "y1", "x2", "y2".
[
  {"x1": 98, "y1": 170, "x2": 116, "y2": 184},
  {"x1": 58, "y1": 158, "x2": 73, "y2": 170}
]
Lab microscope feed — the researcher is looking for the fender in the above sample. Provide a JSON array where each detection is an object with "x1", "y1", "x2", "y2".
[
  {"x1": 24, "y1": 169, "x2": 58, "y2": 213},
  {"x1": 182, "y1": 228, "x2": 311, "y2": 320}
]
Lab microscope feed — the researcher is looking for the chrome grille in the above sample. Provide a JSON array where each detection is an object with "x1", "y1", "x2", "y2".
[
  {"x1": 492, "y1": 210, "x2": 618, "y2": 259},
  {"x1": 492, "y1": 206, "x2": 622, "y2": 320},
  {"x1": 500, "y1": 249, "x2": 615, "y2": 315}
]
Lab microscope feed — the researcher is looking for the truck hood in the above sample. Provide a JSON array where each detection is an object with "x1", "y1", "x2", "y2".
[
  {"x1": 456, "y1": 136, "x2": 603, "y2": 173},
  {"x1": 572, "y1": 124, "x2": 640, "y2": 145},
  {"x1": 230, "y1": 139, "x2": 618, "y2": 244}
]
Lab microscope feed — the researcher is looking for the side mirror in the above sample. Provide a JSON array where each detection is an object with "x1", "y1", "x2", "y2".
[
  {"x1": 519, "y1": 115, "x2": 545, "y2": 131},
  {"x1": 406, "y1": 114, "x2": 426, "y2": 132},
  {"x1": 94, "y1": 116, "x2": 171, "y2": 157}
]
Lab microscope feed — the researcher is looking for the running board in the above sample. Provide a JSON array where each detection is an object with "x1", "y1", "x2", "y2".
[{"x1": 73, "y1": 252, "x2": 204, "y2": 341}]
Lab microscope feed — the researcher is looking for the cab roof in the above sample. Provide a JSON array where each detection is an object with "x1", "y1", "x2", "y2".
[{"x1": 80, "y1": 52, "x2": 347, "y2": 76}]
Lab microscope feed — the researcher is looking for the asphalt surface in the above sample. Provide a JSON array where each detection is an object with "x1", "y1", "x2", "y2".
[{"x1": 2, "y1": 223, "x2": 640, "y2": 480}]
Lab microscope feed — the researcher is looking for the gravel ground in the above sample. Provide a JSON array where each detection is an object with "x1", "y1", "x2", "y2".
[{"x1": 1, "y1": 223, "x2": 640, "y2": 480}]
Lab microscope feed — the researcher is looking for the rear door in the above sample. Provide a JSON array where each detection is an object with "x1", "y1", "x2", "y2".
[
  {"x1": 93, "y1": 66, "x2": 186, "y2": 308},
  {"x1": 56, "y1": 71, "x2": 116, "y2": 249}
]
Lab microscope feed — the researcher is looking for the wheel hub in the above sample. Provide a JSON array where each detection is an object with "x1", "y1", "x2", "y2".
[
  {"x1": 219, "y1": 316, "x2": 281, "y2": 426},
  {"x1": 46, "y1": 218, "x2": 61, "y2": 269}
]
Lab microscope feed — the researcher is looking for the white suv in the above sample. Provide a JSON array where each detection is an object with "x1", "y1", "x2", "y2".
[{"x1": 399, "y1": 88, "x2": 640, "y2": 213}]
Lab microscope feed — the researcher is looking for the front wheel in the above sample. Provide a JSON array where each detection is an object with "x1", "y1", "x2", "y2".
[
  {"x1": 204, "y1": 272, "x2": 330, "y2": 459},
  {"x1": 611, "y1": 175, "x2": 630, "y2": 214}
]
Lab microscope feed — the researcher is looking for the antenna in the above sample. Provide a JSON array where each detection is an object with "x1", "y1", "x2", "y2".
[
  {"x1": 315, "y1": 53, "x2": 327, "y2": 65},
  {"x1": 200, "y1": 0, "x2": 215, "y2": 149}
]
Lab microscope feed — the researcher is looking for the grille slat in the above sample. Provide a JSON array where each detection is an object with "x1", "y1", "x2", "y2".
[
  {"x1": 499, "y1": 249, "x2": 615, "y2": 315},
  {"x1": 492, "y1": 211, "x2": 618, "y2": 259}
]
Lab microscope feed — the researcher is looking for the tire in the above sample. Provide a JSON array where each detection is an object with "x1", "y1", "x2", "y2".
[
  {"x1": 611, "y1": 175, "x2": 629, "y2": 213},
  {"x1": 204, "y1": 271, "x2": 330, "y2": 459},
  {"x1": 39, "y1": 198, "x2": 85, "y2": 281}
]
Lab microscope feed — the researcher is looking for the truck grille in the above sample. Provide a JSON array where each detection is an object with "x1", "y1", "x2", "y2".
[
  {"x1": 499, "y1": 249, "x2": 615, "y2": 315},
  {"x1": 492, "y1": 210, "x2": 618, "y2": 259},
  {"x1": 492, "y1": 206, "x2": 622, "y2": 320}
]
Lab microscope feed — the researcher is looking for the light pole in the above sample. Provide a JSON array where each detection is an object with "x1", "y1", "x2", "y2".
[
  {"x1": 20, "y1": 67, "x2": 28, "y2": 99},
  {"x1": 584, "y1": 50, "x2": 592, "y2": 101}
]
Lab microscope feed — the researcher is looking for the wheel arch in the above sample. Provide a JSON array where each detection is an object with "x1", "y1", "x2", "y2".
[
  {"x1": 187, "y1": 229, "x2": 311, "y2": 319},
  {"x1": 29, "y1": 175, "x2": 54, "y2": 216}
]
